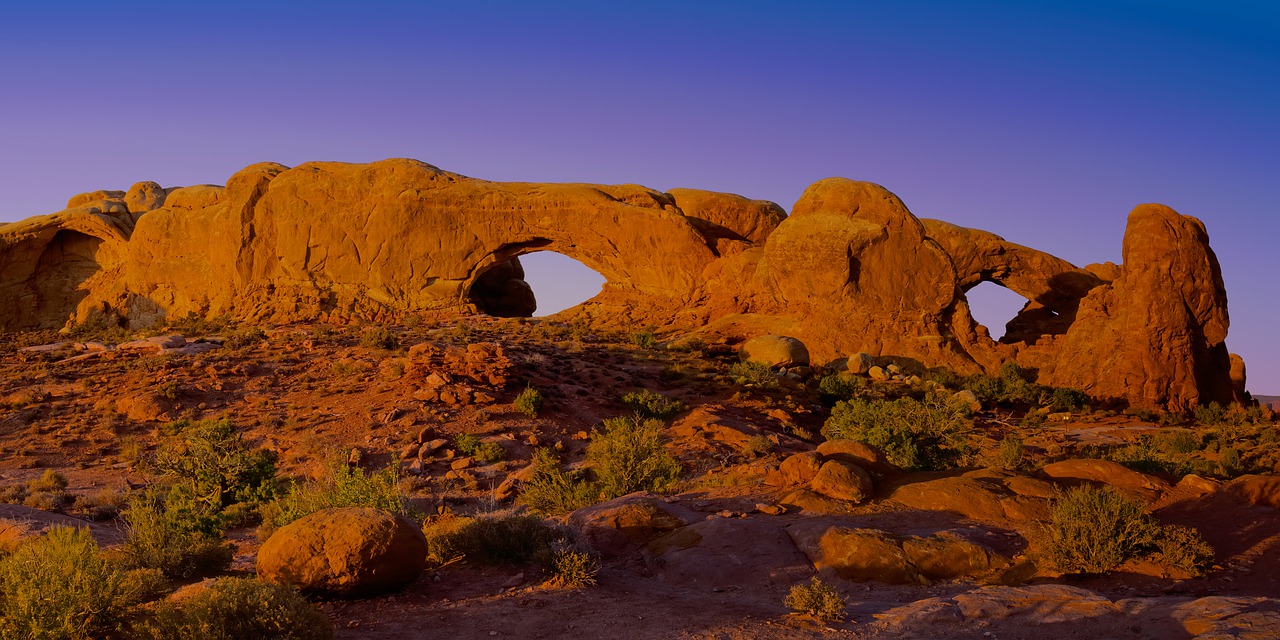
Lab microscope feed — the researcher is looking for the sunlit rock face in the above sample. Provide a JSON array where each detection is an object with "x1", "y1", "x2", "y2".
[{"x1": 0, "y1": 159, "x2": 1237, "y2": 410}]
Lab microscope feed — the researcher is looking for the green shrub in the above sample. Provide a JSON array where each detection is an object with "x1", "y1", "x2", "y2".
[
  {"x1": 514, "y1": 386, "x2": 543, "y2": 417},
  {"x1": 1161, "y1": 430, "x2": 1200, "y2": 455},
  {"x1": 631, "y1": 329, "x2": 658, "y2": 349},
  {"x1": 26, "y1": 469, "x2": 68, "y2": 493},
  {"x1": 997, "y1": 435, "x2": 1024, "y2": 471},
  {"x1": 121, "y1": 487, "x2": 234, "y2": 580},
  {"x1": 1153, "y1": 525, "x2": 1215, "y2": 577},
  {"x1": 1219, "y1": 446, "x2": 1244, "y2": 477},
  {"x1": 729, "y1": 361, "x2": 777, "y2": 388},
  {"x1": 454, "y1": 433, "x2": 481, "y2": 456},
  {"x1": 358, "y1": 326, "x2": 398, "y2": 350},
  {"x1": 422, "y1": 513, "x2": 558, "y2": 566},
  {"x1": 518, "y1": 449, "x2": 601, "y2": 516},
  {"x1": 224, "y1": 327, "x2": 266, "y2": 350},
  {"x1": 1195, "y1": 402, "x2": 1227, "y2": 426},
  {"x1": 817, "y1": 373, "x2": 866, "y2": 402},
  {"x1": 473, "y1": 441, "x2": 506, "y2": 464},
  {"x1": 139, "y1": 577, "x2": 332, "y2": 640},
  {"x1": 261, "y1": 463, "x2": 406, "y2": 533},
  {"x1": 1043, "y1": 485, "x2": 1158, "y2": 574},
  {"x1": 1050, "y1": 387, "x2": 1090, "y2": 412},
  {"x1": 784, "y1": 576, "x2": 846, "y2": 621},
  {"x1": 151, "y1": 418, "x2": 279, "y2": 511},
  {"x1": 0, "y1": 526, "x2": 154, "y2": 639},
  {"x1": 588, "y1": 416, "x2": 682, "y2": 499},
  {"x1": 621, "y1": 389, "x2": 687, "y2": 421},
  {"x1": 822, "y1": 395, "x2": 973, "y2": 471},
  {"x1": 964, "y1": 363, "x2": 1046, "y2": 405},
  {"x1": 549, "y1": 548, "x2": 599, "y2": 588}
]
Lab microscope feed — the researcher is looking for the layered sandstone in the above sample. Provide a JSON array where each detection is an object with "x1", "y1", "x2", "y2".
[{"x1": 0, "y1": 159, "x2": 1240, "y2": 410}]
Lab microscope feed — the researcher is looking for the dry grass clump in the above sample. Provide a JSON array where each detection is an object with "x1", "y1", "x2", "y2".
[
  {"x1": 422, "y1": 511, "x2": 598, "y2": 587},
  {"x1": 0, "y1": 526, "x2": 160, "y2": 639},
  {"x1": 137, "y1": 577, "x2": 333, "y2": 640},
  {"x1": 784, "y1": 576, "x2": 846, "y2": 621}
]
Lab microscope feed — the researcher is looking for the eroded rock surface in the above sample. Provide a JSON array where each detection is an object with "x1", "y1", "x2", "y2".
[{"x1": 0, "y1": 159, "x2": 1241, "y2": 410}]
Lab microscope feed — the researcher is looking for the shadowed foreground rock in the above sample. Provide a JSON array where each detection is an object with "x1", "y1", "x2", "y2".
[{"x1": 0, "y1": 159, "x2": 1244, "y2": 410}]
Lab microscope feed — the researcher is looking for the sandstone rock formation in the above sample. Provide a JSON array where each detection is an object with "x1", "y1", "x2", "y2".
[{"x1": 0, "y1": 158, "x2": 1242, "y2": 410}]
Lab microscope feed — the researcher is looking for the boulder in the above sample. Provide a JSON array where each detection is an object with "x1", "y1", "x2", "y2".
[
  {"x1": 867, "y1": 366, "x2": 890, "y2": 381},
  {"x1": 847, "y1": 352, "x2": 875, "y2": 375},
  {"x1": 778, "y1": 451, "x2": 824, "y2": 485},
  {"x1": 1039, "y1": 458, "x2": 1169, "y2": 501},
  {"x1": 1226, "y1": 474, "x2": 1280, "y2": 509},
  {"x1": 739, "y1": 335, "x2": 809, "y2": 368},
  {"x1": 809, "y1": 460, "x2": 873, "y2": 503},
  {"x1": 644, "y1": 517, "x2": 812, "y2": 590},
  {"x1": 776, "y1": 488, "x2": 856, "y2": 516},
  {"x1": 788, "y1": 524, "x2": 923, "y2": 584},
  {"x1": 567, "y1": 493, "x2": 698, "y2": 556},
  {"x1": 256, "y1": 507, "x2": 428, "y2": 597},
  {"x1": 815, "y1": 439, "x2": 899, "y2": 476},
  {"x1": 888, "y1": 475, "x2": 1052, "y2": 522},
  {"x1": 952, "y1": 389, "x2": 982, "y2": 413},
  {"x1": 124, "y1": 181, "x2": 167, "y2": 214}
]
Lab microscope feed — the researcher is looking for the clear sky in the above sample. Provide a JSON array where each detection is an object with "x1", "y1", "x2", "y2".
[{"x1": 1, "y1": 1, "x2": 1276, "y2": 393}]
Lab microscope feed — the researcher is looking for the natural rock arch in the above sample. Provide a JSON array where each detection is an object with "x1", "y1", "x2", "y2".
[{"x1": 0, "y1": 211, "x2": 130, "y2": 331}]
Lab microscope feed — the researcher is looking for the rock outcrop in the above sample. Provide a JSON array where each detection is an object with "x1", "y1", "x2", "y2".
[{"x1": 0, "y1": 159, "x2": 1241, "y2": 410}]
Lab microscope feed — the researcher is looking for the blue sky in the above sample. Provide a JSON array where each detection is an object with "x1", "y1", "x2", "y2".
[{"x1": 1, "y1": 1, "x2": 1276, "y2": 391}]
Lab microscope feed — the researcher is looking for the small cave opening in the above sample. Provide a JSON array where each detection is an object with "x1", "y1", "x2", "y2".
[
  {"x1": 468, "y1": 251, "x2": 606, "y2": 318},
  {"x1": 965, "y1": 280, "x2": 1030, "y2": 342}
]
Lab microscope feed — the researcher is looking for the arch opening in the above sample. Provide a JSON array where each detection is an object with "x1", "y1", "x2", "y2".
[
  {"x1": 12, "y1": 230, "x2": 106, "y2": 330},
  {"x1": 467, "y1": 250, "x2": 606, "y2": 318},
  {"x1": 964, "y1": 280, "x2": 1030, "y2": 343}
]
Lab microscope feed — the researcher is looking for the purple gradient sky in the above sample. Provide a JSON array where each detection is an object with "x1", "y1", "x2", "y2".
[{"x1": 1, "y1": 1, "x2": 1276, "y2": 393}]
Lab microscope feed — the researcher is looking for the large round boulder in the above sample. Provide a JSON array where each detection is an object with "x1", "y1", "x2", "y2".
[
  {"x1": 257, "y1": 507, "x2": 428, "y2": 597},
  {"x1": 739, "y1": 335, "x2": 810, "y2": 368}
]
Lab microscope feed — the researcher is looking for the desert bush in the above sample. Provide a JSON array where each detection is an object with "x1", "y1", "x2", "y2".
[
  {"x1": 358, "y1": 325, "x2": 399, "y2": 350},
  {"x1": 1050, "y1": 387, "x2": 1090, "y2": 412},
  {"x1": 631, "y1": 328, "x2": 658, "y2": 349},
  {"x1": 261, "y1": 463, "x2": 406, "y2": 533},
  {"x1": 514, "y1": 386, "x2": 543, "y2": 417},
  {"x1": 548, "y1": 546, "x2": 599, "y2": 588},
  {"x1": 784, "y1": 576, "x2": 846, "y2": 621},
  {"x1": 997, "y1": 435, "x2": 1024, "y2": 471},
  {"x1": 743, "y1": 435, "x2": 775, "y2": 459},
  {"x1": 0, "y1": 526, "x2": 155, "y2": 639},
  {"x1": 1161, "y1": 430, "x2": 1200, "y2": 455},
  {"x1": 26, "y1": 469, "x2": 67, "y2": 493},
  {"x1": 139, "y1": 577, "x2": 332, "y2": 640},
  {"x1": 822, "y1": 395, "x2": 973, "y2": 471},
  {"x1": 454, "y1": 433, "x2": 481, "y2": 456},
  {"x1": 151, "y1": 418, "x2": 279, "y2": 511},
  {"x1": 1043, "y1": 485, "x2": 1157, "y2": 574},
  {"x1": 121, "y1": 487, "x2": 234, "y2": 580},
  {"x1": 1218, "y1": 446, "x2": 1244, "y2": 476},
  {"x1": 1153, "y1": 524, "x2": 1215, "y2": 577},
  {"x1": 423, "y1": 512, "x2": 558, "y2": 566},
  {"x1": 473, "y1": 441, "x2": 506, "y2": 464},
  {"x1": 817, "y1": 373, "x2": 866, "y2": 402},
  {"x1": 519, "y1": 449, "x2": 600, "y2": 516},
  {"x1": 1195, "y1": 402, "x2": 1227, "y2": 426},
  {"x1": 728, "y1": 361, "x2": 776, "y2": 388},
  {"x1": 224, "y1": 326, "x2": 266, "y2": 350},
  {"x1": 963, "y1": 363, "x2": 1046, "y2": 405},
  {"x1": 621, "y1": 389, "x2": 687, "y2": 420},
  {"x1": 588, "y1": 416, "x2": 682, "y2": 499}
]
